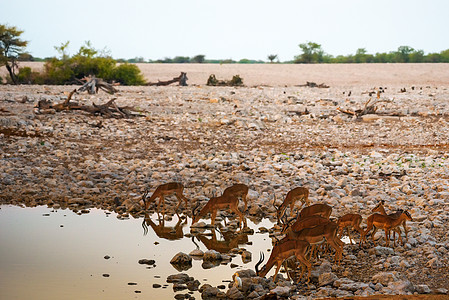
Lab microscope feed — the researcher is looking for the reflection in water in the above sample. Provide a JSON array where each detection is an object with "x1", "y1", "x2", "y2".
[
  {"x1": 0, "y1": 205, "x2": 274, "y2": 300},
  {"x1": 142, "y1": 212, "x2": 187, "y2": 240},
  {"x1": 193, "y1": 226, "x2": 253, "y2": 254}
]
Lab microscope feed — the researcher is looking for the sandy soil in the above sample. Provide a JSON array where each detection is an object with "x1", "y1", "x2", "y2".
[{"x1": 3, "y1": 62, "x2": 449, "y2": 87}]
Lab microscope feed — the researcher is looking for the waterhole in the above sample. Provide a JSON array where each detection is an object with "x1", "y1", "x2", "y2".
[{"x1": 0, "y1": 205, "x2": 276, "y2": 299}]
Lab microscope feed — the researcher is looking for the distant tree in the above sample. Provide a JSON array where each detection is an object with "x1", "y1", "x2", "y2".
[
  {"x1": 191, "y1": 54, "x2": 205, "y2": 63},
  {"x1": 267, "y1": 54, "x2": 278, "y2": 63},
  {"x1": 395, "y1": 46, "x2": 415, "y2": 63},
  {"x1": 172, "y1": 56, "x2": 190, "y2": 63},
  {"x1": 294, "y1": 42, "x2": 324, "y2": 63},
  {"x1": 127, "y1": 56, "x2": 145, "y2": 63},
  {"x1": 0, "y1": 24, "x2": 28, "y2": 84}
]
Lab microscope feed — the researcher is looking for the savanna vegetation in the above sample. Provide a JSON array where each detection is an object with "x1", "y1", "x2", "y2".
[{"x1": 1, "y1": 23, "x2": 449, "y2": 85}]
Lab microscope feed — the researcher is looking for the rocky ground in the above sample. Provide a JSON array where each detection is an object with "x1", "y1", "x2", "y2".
[{"x1": 1, "y1": 70, "x2": 449, "y2": 299}]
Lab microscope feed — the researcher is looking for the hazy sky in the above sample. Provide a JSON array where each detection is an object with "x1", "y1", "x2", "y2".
[{"x1": 1, "y1": 0, "x2": 448, "y2": 61}]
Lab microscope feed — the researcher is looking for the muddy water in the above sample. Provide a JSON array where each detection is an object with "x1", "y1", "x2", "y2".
[{"x1": 0, "y1": 205, "x2": 274, "y2": 300}]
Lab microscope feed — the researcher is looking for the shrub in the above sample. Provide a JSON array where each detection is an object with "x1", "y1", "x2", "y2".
[{"x1": 110, "y1": 63, "x2": 146, "y2": 85}]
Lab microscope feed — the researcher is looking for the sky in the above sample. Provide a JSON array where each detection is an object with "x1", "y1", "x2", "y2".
[{"x1": 1, "y1": 0, "x2": 448, "y2": 62}]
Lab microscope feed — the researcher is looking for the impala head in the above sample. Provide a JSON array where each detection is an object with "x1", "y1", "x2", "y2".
[
  {"x1": 255, "y1": 251, "x2": 265, "y2": 276},
  {"x1": 191, "y1": 201, "x2": 201, "y2": 224},
  {"x1": 372, "y1": 200, "x2": 385, "y2": 213},
  {"x1": 403, "y1": 210, "x2": 413, "y2": 221},
  {"x1": 280, "y1": 214, "x2": 296, "y2": 234}
]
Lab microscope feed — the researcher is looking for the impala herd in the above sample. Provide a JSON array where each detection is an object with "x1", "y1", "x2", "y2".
[{"x1": 141, "y1": 181, "x2": 414, "y2": 285}]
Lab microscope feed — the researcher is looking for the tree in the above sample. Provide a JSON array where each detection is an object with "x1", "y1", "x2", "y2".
[
  {"x1": 395, "y1": 46, "x2": 415, "y2": 63},
  {"x1": 294, "y1": 42, "x2": 324, "y2": 63},
  {"x1": 267, "y1": 54, "x2": 278, "y2": 63},
  {"x1": 191, "y1": 54, "x2": 205, "y2": 63},
  {"x1": 0, "y1": 24, "x2": 28, "y2": 84}
]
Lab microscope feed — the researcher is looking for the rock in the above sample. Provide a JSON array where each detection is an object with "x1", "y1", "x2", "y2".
[
  {"x1": 371, "y1": 272, "x2": 398, "y2": 286},
  {"x1": 270, "y1": 286, "x2": 291, "y2": 297},
  {"x1": 386, "y1": 280, "x2": 415, "y2": 294},
  {"x1": 436, "y1": 288, "x2": 448, "y2": 294},
  {"x1": 170, "y1": 252, "x2": 192, "y2": 270},
  {"x1": 241, "y1": 250, "x2": 252, "y2": 263},
  {"x1": 226, "y1": 286, "x2": 245, "y2": 299},
  {"x1": 138, "y1": 259, "x2": 156, "y2": 265},
  {"x1": 186, "y1": 279, "x2": 200, "y2": 291},
  {"x1": 189, "y1": 249, "x2": 204, "y2": 257},
  {"x1": 166, "y1": 273, "x2": 193, "y2": 284},
  {"x1": 319, "y1": 272, "x2": 338, "y2": 286},
  {"x1": 415, "y1": 284, "x2": 431, "y2": 294},
  {"x1": 203, "y1": 250, "x2": 222, "y2": 262},
  {"x1": 201, "y1": 286, "x2": 221, "y2": 299},
  {"x1": 369, "y1": 246, "x2": 395, "y2": 256}
]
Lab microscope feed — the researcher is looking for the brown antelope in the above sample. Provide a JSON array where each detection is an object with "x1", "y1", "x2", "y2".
[
  {"x1": 274, "y1": 187, "x2": 310, "y2": 222},
  {"x1": 222, "y1": 184, "x2": 249, "y2": 211},
  {"x1": 192, "y1": 194, "x2": 245, "y2": 227},
  {"x1": 255, "y1": 239, "x2": 312, "y2": 283},
  {"x1": 336, "y1": 213, "x2": 363, "y2": 245},
  {"x1": 362, "y1": 211, "x2": 413, "y2": 247},
  {"x1": 298, "y1": 203, "x2": 332, "y2": 220},
  {"x1": 286, "y1": 221, "x2": 343, "y2": 264},
  {"x1": 281, "y1": 215, "x2": 331, "y2": 238},
  {"x1": 372, "y1": 200, "x2": 407, "y2": 245},
  {"x1": 142, "y1": 213, "x2": 186, "y2": 240},
  {"x1": 142, "y1": 182, "x2": 189, "y2": 212}
]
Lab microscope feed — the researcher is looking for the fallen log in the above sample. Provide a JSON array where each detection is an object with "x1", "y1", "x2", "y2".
[
  {"x1": 34, "y1": 89, "x2": 140, "y2": 118},
  {"x1": 78, "y1": 76, "x2": 118, "y2": 94},
  {"x1": 147, "y1": 72, "x2": 188, "y2": 86},
  {"x1": 297, "y1": 81, "x2": 329, "y2": 88}
]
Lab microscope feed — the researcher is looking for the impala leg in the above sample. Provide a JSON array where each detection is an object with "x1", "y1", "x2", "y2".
[
  {"x1": 296, "y1": 254, "x2": 311, "y2": 284},
  {"x1": 211, "y1": 209, "x2": 217, "y2": 226},
  {"x1": 242, "y1": 194, "x2": 248, "y2": 212},
  {"x1": 403, "y1": 222, "x2": 408, "y2": 242},
  {"x1": 384, "y1": 229, "x2": 390, "y2": 247},
  {"x1": 273, "y1": 261, "x2": 283, "y2": 282},
  {"x1": 347, "y1": 227, "x2": 354, "y2": 245}
]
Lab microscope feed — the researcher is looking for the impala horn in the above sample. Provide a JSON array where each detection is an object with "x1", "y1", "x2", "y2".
[{"x1": 255, "y1": 251, "x2": 265, "y2": 275}]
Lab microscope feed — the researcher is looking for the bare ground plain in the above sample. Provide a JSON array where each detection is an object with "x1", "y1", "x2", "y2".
[{"x1": 1, "y1": 63, "x2": 449, "y2": 299}]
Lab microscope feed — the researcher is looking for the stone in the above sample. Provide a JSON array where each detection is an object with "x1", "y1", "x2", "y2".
[
  {"x1": 203, "y1": 250, "x2": 222, "y2": 262},
  {"x1": 319, "y1": 272, "x2": 338, "y2": 286},
  {"x1": 226, "y1": 286, "x2": 245, "y2": 299},
  {"x1": 166, "y1": 273, "x2": 193, "y2": 284},
  {"x1": 415, "y1": 284, "x2": 431, "y2": 294}
]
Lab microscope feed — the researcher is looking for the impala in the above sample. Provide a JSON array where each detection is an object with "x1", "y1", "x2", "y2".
[
  {"x1": 362, "y1": 210, "x2": 413, "y2": 247},
  {"x1": 255, "y1": 239, "x2": 312, "y2": 283},
  {"x1": 281, "y1": 214, "x2": 331, "y2": 238},
  {"x1": 336, "y1": 213, "x2": 363, "y2": 245},
  {"x1": 274, "y1": 187, "x2": 310, "y2": 222},
  {"x1": 142, "y1": 213, "x2": 187, "y2": 240},
  {"x1": 285, "y1": 221, "x2": 343, "y2": 264},
  {"x1": 222, "y1": 183, "x2": 249, "y2": 211},
  {"x1": 192, "y1": 194, "x2": 245, "y2": 227},
  {"x1": 372, "y1": 200, "x2": 407, "y2": 245},
  {"x1": 298, "y1": 203, "x2": 332, "y2": 220},
  {"x1": 142, "y1": 182, "x2": 189, "y2": 212},
  {"x1": 194, "y1": 227, "x2": 250, "y2": 254}
]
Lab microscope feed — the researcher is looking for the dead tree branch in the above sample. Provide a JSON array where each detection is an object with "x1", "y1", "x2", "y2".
[
  {"x1": 147, "y1": 72, "x2": 188, "y2": 86},
  {"x1": 34, "y1": 90, "x2": 141, "y2": 118},
  {"x1": 78, "y1": 76, "x2": 118, "y2": 94},
  {"x1": 297, "y1": 81, "x2": 330, "y2": 88}
]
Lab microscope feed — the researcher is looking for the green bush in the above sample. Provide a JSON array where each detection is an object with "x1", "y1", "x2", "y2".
[
  {"x1": 110, "y1": 63, "x2": 146, "y2": 85},
  {"x1": 30, "y1": 41, "x2": 147, "y2": 85}
]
